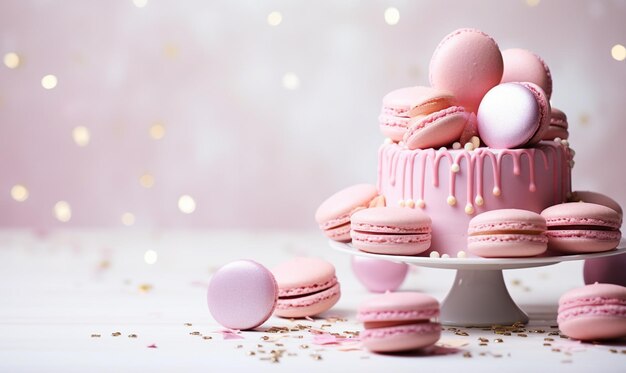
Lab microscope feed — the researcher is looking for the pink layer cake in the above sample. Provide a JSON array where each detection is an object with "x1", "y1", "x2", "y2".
[{"x1": 377, "y1": 141, "x2": 572, "y2": 256}]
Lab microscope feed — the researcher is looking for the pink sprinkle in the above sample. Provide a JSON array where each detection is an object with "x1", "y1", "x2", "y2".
[
  {"x1": 305, "y1": 316, "x2": 314, "y2": 322},
  {"x1": 313, "y1": 334, "x2": 341, "y2": 345},
  {"x1": 147, "y1": 344, "x2": 157, "y2": 349},
  {"x1": 219, "y1": 329, "x2": 245, "y2": 340}
]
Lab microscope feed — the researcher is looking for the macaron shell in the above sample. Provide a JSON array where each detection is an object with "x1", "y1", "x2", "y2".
[
  {"x1": 274, "y1": 283, "x2": 341, "y2": 318},
  {"x1": 323, "y1": 222, "x2": 351, "y2": 242},
  {"x1": 501, "y1": 48, "x2": 553, "y2": 99},
  {"x1": 559, "y1": 283, "x2": 626, "y2": 305},
  {"x1": 358, "y1": 292, "x2": 439, "y2": 322},
  {"x1": 546, "y1": 230, "x2": 621, "y2": 254},
  {"x1": 468, "y1": 234, "x2": 548, "y2": 258},
  {"x1": 477, "y1": 82, "x2": 546, "y2": 149},
  {"x1": 272, "y1": 257, "x2": 337, "y2": 296},
  {"x1": 381, "y1": 86, "x2": 455, "y2": 117},
  {"x1": 468, "y1": 208, "x2": 547, "y2": 234},
  {"x1": 542, "y1": 202, "x2": 622, "y2": 229},
  {"x1": 569, "y1": 191, "x2": 623, "y2": 218},
  {"x1": 207, "y1": 260, "x2": 278, "y2": 330},
  {"x1": 351, "y1": 207, "x2": 431, "y2": 234},
  {"x1": 518, "y1": 82, "x2": 550, "y2": 146},
  {"x1": 543, "y1": 126, "x2": 569, "y2": 140},
  {"x1": 361, "y1": 323, "x2": 441, "y2": 352},
  {"x1": 403, "y1": 106, "x2": 468, "y2": 150},
  {"x1": 351, "y1": 231, "x2": 431, "y2": 256},
  {"x1": 558, "y1": 315, "x2": 626, "y2": 341},
  {"x1": 429, "y1": 28, "x2": 503, "y2": 113},
  {"x1": 315, "y1": 184, "x2": 378, "y2": 230},
  {"x1": 351, "y1": 256, "x2": 408, "y2": 293},
  {"x1": 379, "y1": 114, "x2": 411, "y2": 141}
]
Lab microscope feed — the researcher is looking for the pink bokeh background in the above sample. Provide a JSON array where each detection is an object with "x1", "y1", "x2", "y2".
[{"x1": 1, "y1": 0, "x2": 625, "y2": 229}]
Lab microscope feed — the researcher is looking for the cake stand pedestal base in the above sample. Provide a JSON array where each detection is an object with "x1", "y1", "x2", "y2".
[{"x1": 440, "y1": 269, "x2": 527, "y2": 327}]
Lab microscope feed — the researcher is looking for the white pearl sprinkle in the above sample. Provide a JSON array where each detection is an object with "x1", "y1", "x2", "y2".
[
  {"x1": 405, "y1": 199, "x2": 415, "y2": 208},
  {"x1": 429, "y1": 251, "x2": 440, "y2": 258},
  {"x1": 384, "y1": 138, "x2": 393, "y2": 144},
  {"x1": 475, "y1": 195, "x2": 484, "y2": 206},
  {"x1": 457, "y1": 251, "x2": 467, "y2": 258},
  {"x1": 464, "y1": 142, "x2": 474, "y2": 151},
  {"x1": 470, "y1": 136, "x2": 481, "y2": 148},
  {"x1": 492, "y1": 187, "x2": 501, "y2": 196},
  {"x1": 439, "y1": 146, "x2": 447, "y2": 151},
  {"x1": 451, "y1": 163, "x2": 460, "y2": 173},
  {"x1": 553, "y1": 137, "x2": 562, "y2": 143},
  {"x1": 452, "y1": 142, "x2": 462, "y2": 150},
  {"x1": 464, "y1": 204, "x2": 475, "y2": 215},
  {"x1": 561, "y1": 139, "x2": 569, "y2": 147},
  {"x1": 447, "y1": 195, "x2": 457, "y2": 206},
  {"x1": 441, "y1": 254, "x2": 450, "y2": 259},
  {"x1": 416, "y1": 199, "x2": 426, "y2": 208},
  {"x1": 398, "y1": 199, "x2": 405, "y2": 207}
]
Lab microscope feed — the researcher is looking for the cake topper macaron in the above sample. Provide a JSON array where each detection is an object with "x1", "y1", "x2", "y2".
[
  {"x1": 477, "y1": 82, "x2": 550, "y2": 149},
  {"x1": 542, "y1": 107, "x2": 569, "y2": 140},
  {"x1": 402, "y1": 105, "x2": 469, "y2": 150},
  {"x1": 429, "y1": 28, "x2": 504, "y2": 113},
  {"x1": 500, "y1": 48, "x2": 553, "y2": 100}
]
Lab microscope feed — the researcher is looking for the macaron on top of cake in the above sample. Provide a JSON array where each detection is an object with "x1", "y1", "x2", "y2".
[
  {"x1": 272, "y1": 257, "x2": 341, "y2": 318},
  {"x1": 430, "y1": 28, "x2": 504, "y2": 113},
  {"x1": 315, "y1": 184, "x2": 382, "y2": 242},
  {"x1": 207, "y1": 260, "x2": 278, "y2": 330},
  {"x1": 541, "y1": 202, "x2": 622, "y2": 254},
  {"x1": 467, "y1": 209, "x2": 548, "y2": 258},
  {"x1": 379, "y1": 86, "x2": 457, "y2": 142},
  {"x1": 477, "y1": 82, "x2": 550, "y2": 149},
  {"x1": 358, "y1": 292, "x2": 441, "y2": 352},
  {"x1": 501, "y1": 48, "x2": 553, "y2": 99},
  {"x1": 557, "y1": 283, "x2": 626, "y2": 340},
  {"x1": 543, "y1": 107, "x2": 569, "y2": 140},
  {"x1": 351, "y1": 207, "x2": 432, "y2": 255},
  {"x1": 402, "y1": 106, "x2": 469, "y2": 150}
]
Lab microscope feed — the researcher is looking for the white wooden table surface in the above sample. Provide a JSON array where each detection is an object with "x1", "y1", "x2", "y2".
[{"x1": 0, "y1": 229, "x2": 624, "y2": 372}]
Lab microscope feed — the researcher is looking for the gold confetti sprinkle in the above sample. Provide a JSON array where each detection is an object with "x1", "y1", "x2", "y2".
[
  {"x1": 91, "y1": 334, "x2": 101, "y2": 338},
  {"x1": 544, "y1": 338, "x2": 554, "y2": 342},
  {"x1": 190, "y1": 331, "x2": 200, "y2": 335},
  {"x1": 257, "y1": 344, "x2": 263, "y2": 348},
  {"x1": 621, "y1": 350, "x2": 626, "y2": 354},
  {"x1": 479, "y1": 352, "x2": 487, "y2": 356},
  {"x1": 511, "y1": 279, "x2": 521, "y2": 286},
  {"x1": 261, "y1": 336, "x2": 270, "y2": 341},
  {"x1": 247, "y1": 351, "x2": 256, "y2": 356},
  {"x1": 494, "y1": 338, "x2": 504, "y2": 343},
  {"x1": 544, "y1": 343, "x2": 552, "y2": 346},
  {"x1": 455, "y1": 331, "x2": 469, "y2": 337},
  {"x1": 202, "y1": 336, "x2": 212, "y2": 340},
  {"x1": 463, "y1": 352, "x2": 472, "y2": 358},
  {"x1": 236, "y1": 344, "x2": 243, "y2": 349},
  {"x1": 559, "y1": 335, "x2": 569, "y2": 339},
  {"x1": 138, "y1": 284, "x2": 153, "y2": 293},
  {"x1": 275, "y1": 343, "x2": 284, "y2": 347},
  {"x1": 128, "y1": 334, "x2": 137, "y2": 338},
  {"x1": 184, "y1": 323, "x2": 192, "y2": 326},
  {"x1": 530, "y1": 329, "x2": 545, "y2": 333},
  {"x1": 518, "y1": 334, "x2": 528, "y2": 337},
  {"x1": 112, "y1": 332, "x2": 121, "y2": 337},
  {"x1": 478, "y1": 337, "x2": 489, "y2": 343},
  {"x1": 493, "y1": 354, "x2": 503, "y2": 358},
  {"x1": 479, "y1": 342, "x2": 488, "y2": 346},
  {"x1": 310, "y1": 354, "x2": 322, "y2": 361},
  {"x1": 299, "y1": 344, "x2": 309, "y2": 349},
  {"x1": 609, "y1": 349, "x2": 618, "y2": 353},
  {"x1": 548, "y1": 331, "x2": 559, "y2": 336},
  {"x1": 552, "y1": 348, "x2": 561, "y2": 352},
  {"x1": 258, "y1": 349, "x2": 266, "y2": 354}
]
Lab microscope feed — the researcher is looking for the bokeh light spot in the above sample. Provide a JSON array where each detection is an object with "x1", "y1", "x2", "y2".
[
  {"x1": 3, "y1": 52, "x2": 20, "y2": 69},
  {"x1": 54, "y1": 201, "x2": 71, "y2": 222},
  {"x1": 267, "y1": 11, "x2": 282, "y2": 26},
  {"x1": 132, "y1": 0, "x2": 148, "y2": 8},
  {"x1": 611, "y1": 44, "x2": 626, "y2": 61},
  {"x1": 178, "y1": 195, "x2": 196, "y2": 214},
  {"x1": 384, "y1": 7, "x2": 400, "y2": 25},
  {"x1": 282, "y1": 73, "x2": 300, "y2": 90},
  {"x1": 72, "y1": 126, "x2": 90, "y2": 146},
  {"x1": 149, "y1": 123, "x2": 165, "y2": 140},
  {"x1": 139, "y1": 173, "x2": 155, "y2": 188},
  {"x1": 121, "y1": 212, "x2": 136, "y2": 226},
  {"x1": 526, "y1": 0, "x2": 540, "y2": 6},
  {"x1": 144, "y1": 250, "x2": 158, "y2": 264},
  {"x1": 11, "y1": 184, "x2": 29, "y2": 202},
  {"x1": 41, "y1": 74, "x2": 58, "y2": 89}
]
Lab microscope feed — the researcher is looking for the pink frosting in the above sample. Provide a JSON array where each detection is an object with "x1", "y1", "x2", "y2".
[{"x1": 377, "y1": 142, "x2": 571, "y2": 256}]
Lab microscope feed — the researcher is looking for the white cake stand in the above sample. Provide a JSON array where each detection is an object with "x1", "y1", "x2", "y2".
[{"x1": 329, "y1": 240, "x2": 626, "y2": 327}]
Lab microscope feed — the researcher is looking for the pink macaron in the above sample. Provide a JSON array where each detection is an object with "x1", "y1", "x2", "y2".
[
  {"x1": 542, "y1": 107, "x2": 569, "y2": 140},
  {"x1": 569, "y1": 191, "x2": 623, "y2": 218},
  {"x1": 351, "y1": 256, "x2": 409, "y2": 293},
  {"x1": 467, "y1": 209, "x2": 548, "y2": 258},
  {"x1": 350, "y1": 207, "x2": 432, "y2": 255},
  {"x1": 558, "y1": 283, "x2": 626, "y2": 341},
  {"x1": 379, "y1": 86, "x2": 456, "y2": 142},
  {"x1": 315, "y1": 184, "x2": 383, "y2": 242},
  {"x1": 541, "y1": 202, "x2": 622, "y2": 254},
  {"x1": 429, "y1": 28, "x2": 503, "y2": 113},
  {"x1": 477, "y1": 82, "x2": 550, "y2": 149},
  {"x1": 402, "y1": 106, "x2": 469, "y2": 150},
  {"x1": 207, "y1": 260, "x2": 278, "y2": 330},
  {"x1": 500, "y1": 48, "x2": 553, "y2": 100},
  {"x1": 358, "y1": 292, "x2": 441, "y2": 353},
  {"x1": 272, "y1": 257, "x2": 341, "y2": 318}
]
